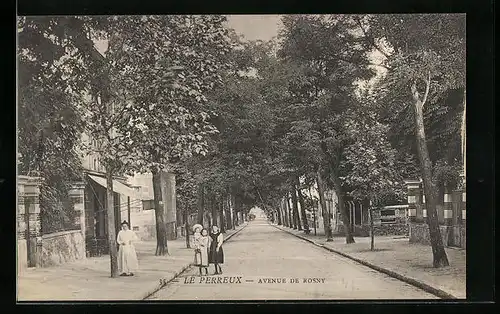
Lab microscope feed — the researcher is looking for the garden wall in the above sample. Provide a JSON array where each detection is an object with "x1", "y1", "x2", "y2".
[{"x1": 40, "y1": 230, "x2": 85, "y2": 267}]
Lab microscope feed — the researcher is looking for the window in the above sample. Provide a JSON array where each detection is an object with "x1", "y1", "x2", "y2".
[{"x1": 93, "y1": 159, "x2": 97, "y2": 170}]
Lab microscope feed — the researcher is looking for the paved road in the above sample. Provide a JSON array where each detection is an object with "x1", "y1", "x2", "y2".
[{"x1": 149, "y1": 218, "x2": 437, "y2": 300}]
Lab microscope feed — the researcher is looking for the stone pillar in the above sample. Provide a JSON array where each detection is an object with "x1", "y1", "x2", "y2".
[
  {"x1": 19, "y1": 176, "x2": 43, "y2": 268},
  {"x1": 405, "y1": 180, "x2": 420, "y2": 223},
  {"x1": 443, "y1": 186, "x2": 453, "y2": 226},
  {"x1": 17, "y1": 176, "x2": 28, "y2": 272},
  {"x1": 69, "y1": 182, "x2": 86, "y2": 238}
]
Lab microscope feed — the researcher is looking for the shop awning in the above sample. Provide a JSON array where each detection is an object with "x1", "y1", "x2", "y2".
[{"x1": 88, "y1": 174, "x2": 137, "y2": 198}]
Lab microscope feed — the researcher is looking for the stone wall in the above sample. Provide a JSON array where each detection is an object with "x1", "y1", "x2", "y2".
[
  {"x1": 41, "y1": 230, "x2": 85, "y2": 267},
  {"x1": 409, "y1": 223, "x2": 447, "y2": 246},
  {"x1": 337, "y1": 223, "x2": 408, "y2": 237},
  {"x1": 371, "y1": 224, "x2": 408, "y2": 236},
  {"x1": 409, "y1": 223, "x2": 465, "y2": 249}
]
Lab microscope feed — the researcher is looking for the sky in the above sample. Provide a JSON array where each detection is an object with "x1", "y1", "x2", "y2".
[
  {"x1": 94, "y1": 15, "x2": 384, "y2": 87},
  {"x1": 226, "y1": 15, "x2": 282, "y2": 41},
  {"x1": 94, "y1": 15, "x2": 283, "y2": 55}
]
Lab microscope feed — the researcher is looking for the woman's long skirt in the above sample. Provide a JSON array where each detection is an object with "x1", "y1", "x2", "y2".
[
  {"x1": 208, "y1": 242, "x2": 224, "y2": 264},
  {"x1": 118, "y1": 244, "x2": 139, "y2": 274}
]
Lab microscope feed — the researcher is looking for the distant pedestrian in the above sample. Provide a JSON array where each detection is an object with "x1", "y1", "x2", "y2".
[
  {"x1": 197, "y1": 228, "x2": 210, "y2": 276},
  {"x1": 117, "y1": 221, "x2": 139, "y2": 276},
  {"x1": 208, "y1": 225, "x2": 224, "y2": 275}
]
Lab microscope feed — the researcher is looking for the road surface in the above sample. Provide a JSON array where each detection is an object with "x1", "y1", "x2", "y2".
[{"x1": 148, "y1": 218, "x2": 437, "y2": 300}]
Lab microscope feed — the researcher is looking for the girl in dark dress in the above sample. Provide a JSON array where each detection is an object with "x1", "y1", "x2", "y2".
[{"x1": 208, "y1": 225, "x2": 224, "y2": 275}]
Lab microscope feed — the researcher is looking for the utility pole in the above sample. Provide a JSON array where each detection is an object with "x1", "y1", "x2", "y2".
[{"x1": 127, "y1": 196, "x2": 131, "y2": 227}]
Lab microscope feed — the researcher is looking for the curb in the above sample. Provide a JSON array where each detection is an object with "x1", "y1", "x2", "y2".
[
  {"x1": 141, "y1": 223, "x2": 249, "y2": 300},
  {"x1": 272, "y1": 224, "x2": 458, "y2": 300}
]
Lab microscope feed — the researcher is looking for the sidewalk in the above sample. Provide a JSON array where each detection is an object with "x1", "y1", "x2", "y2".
[
  {"x1": 17, "y1": 223, "x2": 248, "y2": 301},
  {"x1": 274, "y1": 224, "x2": 466, "y2": 299}
]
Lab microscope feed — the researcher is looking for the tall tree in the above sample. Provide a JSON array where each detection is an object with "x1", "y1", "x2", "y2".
[
  {"x1": 342, "y1": 92, "x2": 405, "y2": 250},
  {"x1": 290, "y1": 185, "x2": 302, "y2": 231},
  {"x1": 108, "y1": 15, "x2": 232, "y2": 255},
  {"x1": 316, "y1": 168, "x2": 333, "y2": 241},
  {"x1": 364, "y1": 14, "x2": 465, "y2": 267},
  {"x1": 296, "y1": 177, "x2": 310, "y2": 233},
  {"x1": 18, "y1": 16, "x2": 150, "y2": 278},
  {"x1": 278, "y1": 15, "x2": 375, "y2": 243},
  {"x1": 18, "y1": 17, "x2": 87, "y2": 234}
]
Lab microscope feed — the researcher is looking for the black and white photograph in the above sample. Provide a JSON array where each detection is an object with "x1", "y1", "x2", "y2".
[{"x1": 16, "y1": 14, "x2": 469, "y2": 301}]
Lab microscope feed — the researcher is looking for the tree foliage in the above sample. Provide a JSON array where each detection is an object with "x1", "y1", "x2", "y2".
[
  {"x1": 368, "y1": 14, "x2": 466, "y2": 184},
  {"x1": 19, "y1": 14, "x2": 466, "y2": 267}
]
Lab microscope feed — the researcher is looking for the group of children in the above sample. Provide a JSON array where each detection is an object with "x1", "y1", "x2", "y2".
[{"x1": 192, "y1": 225, "x2": 225, "y2": 276}]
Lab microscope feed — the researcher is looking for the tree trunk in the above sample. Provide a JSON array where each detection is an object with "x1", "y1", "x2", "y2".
[
  {"x1": 234, "y1": 195, "x2": 239, "y2": 227},
  {"x1": 412, "y1": 86, "x2": 449, "y2": 267},
  {"x1": 282, "y1": 197, "x2": 289, "y2": 227},
  {"x1": 196, "y1": 184, "x2": 204, "y2": 225},
  {"x1": 316, "y1": 170, "x2": 333, "y2": 242},
  {"x1": 291, "y1": 187, "x2": 302, "y2": 231},
  {"x1": 369, "y1": 206, "x2": 375, "y2": 251},
  {"x1": 211, "y1": 194, "x2": 218, "y2": 227},
  {"x1": 226, "y1": 193, "x2": 233, "y2": 230},
  {"x1": 220, "y1": 197, "x2": 226, "y2": 233},
  {"x1": 286, "y1": 196, "x2": 292, "y2": 227},
  {"x1": 184, "y1": 208, "x2": 190, "y2": 249},
  {"x1": 105, "y1": 170, "x2": 119, "y2": 278},
  {"x1": 276, "y1": 202, "x2": 283, "y2": 225},
  {"x1": 308, "y1": 186, "x2": 317, "y2": 236},
  {"x1": 284, "y1": 196, "x2": 290, "y2": 227},
  {"x1": 152, "y1": 169, "x2": 169, "y2": 256},
  {"x1": 286, "y1": 195, "x2": 296, "y2": 229},
  {"x1": 296, "y1": 177, "x2": 310, "y2": 233},
  {"x1": 230, "y1": 193, "x2": 235, "y2": 230},
  {"x1": 330, "y1": 170, "x2": 355, "y2": 244}
]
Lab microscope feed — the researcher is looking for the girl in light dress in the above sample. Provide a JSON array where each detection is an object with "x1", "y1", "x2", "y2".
[
  {"x1": 193, "y1": 226, "x2": 202, "y2": 271},
  {"x1": 196, "y1": 228, "x2": 210, "y2": 276},
  {"x1": 117, "y1": 221, "x2": 139, "y2": 276}
]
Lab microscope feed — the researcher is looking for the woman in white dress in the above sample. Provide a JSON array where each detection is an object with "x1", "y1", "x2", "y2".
[{"x1": 117, "y1": 221, "x2": 139, "y2": 276}]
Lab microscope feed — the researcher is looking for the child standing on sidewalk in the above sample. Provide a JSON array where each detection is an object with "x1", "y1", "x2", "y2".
[
  {"x1": 193, "y1": 225, "x2": 202, "y2": 270},
  {"x1": 197, "y1": 228, "x2": 210, "y2": 276}
]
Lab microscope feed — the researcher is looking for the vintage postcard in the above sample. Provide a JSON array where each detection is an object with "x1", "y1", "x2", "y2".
[{"x1": 17, "y1": 14, "x2": 466, "y2": 301}]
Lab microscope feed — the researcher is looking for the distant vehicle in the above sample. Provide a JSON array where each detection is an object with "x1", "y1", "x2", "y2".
[{"x1": 249, "y1": 213, "x2": 256, "y2": 221}]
